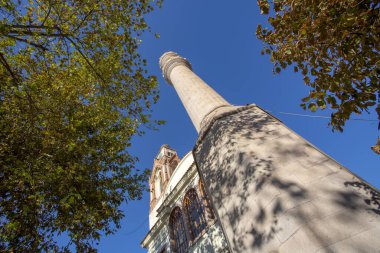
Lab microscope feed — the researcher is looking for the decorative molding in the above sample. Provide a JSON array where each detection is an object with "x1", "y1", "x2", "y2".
[
  {"x1": 140, "y1": 217, "x2": 166, "y2": 248},
  {"x1": 159, "y1": 51, "x2": 192, "y2": 85},
  {"x1": 157, "y1": 163, "x2": 197, "y2": 217},
  {"x1": 142, "y1": 163, "x2": 197, "y2": 247}
]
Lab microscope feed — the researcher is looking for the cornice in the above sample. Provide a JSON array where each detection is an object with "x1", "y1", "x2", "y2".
[{"x1": 159, "y1": 51, "x2": 192, "y2": 85}]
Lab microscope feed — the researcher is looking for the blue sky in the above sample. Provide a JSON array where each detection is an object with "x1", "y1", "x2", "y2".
[{"x1": 98, "y1": 1, "x2": 380, "y2": 252}]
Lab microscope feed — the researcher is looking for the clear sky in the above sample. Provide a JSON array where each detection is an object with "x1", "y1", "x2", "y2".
[{"x1": 98, "y1": 1, "x2": 379, "y2": 252}]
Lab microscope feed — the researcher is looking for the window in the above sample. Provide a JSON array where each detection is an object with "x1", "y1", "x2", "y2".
[
  {"x1": 155, "y1": 170, "x2": 162, "y2": 199},
  {"x1": 199, "y1": 180, "x2": 205, "y2": 198},
  {"x1": 199, "y1": 180, "x2": 215, "y2": 220},
  {"x1": 156, "y1": 152, "x2": 163, "y2": 159},
  {"x1": 183, "y1": 189, "x2": 207, "y2": 240},
  {"x1": 169, "y1": 207, "x2": 188, "y2": 253}
]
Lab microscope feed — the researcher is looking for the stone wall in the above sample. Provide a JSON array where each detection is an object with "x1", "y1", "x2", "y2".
[
  {"x1": 194, "y1": 105, "x2": 380, "y2": 253},
  {"x1": 147, "y1": 226, "x2": 169, "y2": 253},
  {"x1": 189, "y1": 222, "x2": 230, "y2": 253}
]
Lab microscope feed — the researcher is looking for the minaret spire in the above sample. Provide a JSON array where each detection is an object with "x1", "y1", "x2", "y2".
[{"x1": 159, "y1": 51, "x2": 230, "y2": 132}]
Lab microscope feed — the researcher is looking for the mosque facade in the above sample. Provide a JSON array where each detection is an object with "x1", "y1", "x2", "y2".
[{"x1": 141, "y1": 145, "x2": 230, "y2": 253}]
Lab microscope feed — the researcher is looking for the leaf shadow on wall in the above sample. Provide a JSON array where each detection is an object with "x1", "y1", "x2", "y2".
[{"x1": 194, "y1": 107, "x2": 380, "y2": 252}]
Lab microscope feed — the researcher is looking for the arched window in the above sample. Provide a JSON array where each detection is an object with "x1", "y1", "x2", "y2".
[
  {"x1": 199, "y1": 180, "x2": 215, "y2": 220},
  {"x1": 198, "y1": 179, "x2": 206, "y2": 198},
  {"x1": 169, "y1": 207, "x2": 188, "y2": 253},
  {"x1": 183, "y1": 189, "x2": 207, "y2": 240},
  {"x1": 154, "y1": 169, "x2": 162, "y2": 199}
]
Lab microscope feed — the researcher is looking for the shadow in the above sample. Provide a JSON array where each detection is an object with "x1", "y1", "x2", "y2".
[
  {"x1": 193, "y1": 106, "x2": 380, "y2": 252},
  {"x1": 271, "y1": 178, "x2": 306, "y2": 199},
  {"x1": 194, "y1": 107, "x2": 306, "y2": 251},
  {"x1": 344, "y1": 181, "x2": 380, "y2": 215}
]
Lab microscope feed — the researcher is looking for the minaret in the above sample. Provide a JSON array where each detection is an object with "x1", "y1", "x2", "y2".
[
  {"x1": 160, "y1": 52, "x2": 380, "y2": 253},
  {"x1": 159, "y1": 52, "x2": 232, "y2": 132}
]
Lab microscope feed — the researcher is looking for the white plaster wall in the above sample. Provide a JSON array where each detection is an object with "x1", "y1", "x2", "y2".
[
  {"x1": 149, "y1": 197, "x2": 164, "y2": 229},
  {"x1": 165, "y1": 152, "x2": 194, "y2": 195}
]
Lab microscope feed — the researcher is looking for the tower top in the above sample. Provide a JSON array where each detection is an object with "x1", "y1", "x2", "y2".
[
  {"x1": 159, "y1": 51, "x2": 192, "y2": 85},
  {"x1": 159, "y1": 51, "x2": 231, "y2": 132},
  {"x1": 149, "y1": 145, "x2": 180, "y2": 215},
  {"x1": 155, "y1": 144, "x2": 175, "y2": 160}
]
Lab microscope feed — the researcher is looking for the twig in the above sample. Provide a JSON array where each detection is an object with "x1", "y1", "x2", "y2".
[
  {"x1": 4, "y1": 34, "x2": 48, "y2": 51},
  {"x1": 72, "y1": 9, "x2": 96, "y2": 34},
  {"x1": 7, "y1": 30, "x2": 67, "y2": 37},
  {"x1": 65, "y1": 36, "x2": 106, "y2": 84},
  {"x1": 41, "y1": 3, "x2": 52, "y2": 26},
  {"x1": 7, "y1": 24, "x2": 55, "y2": 29},
  {"x1": 0, "y1": 52, "x2": 19, "y2": 84}
]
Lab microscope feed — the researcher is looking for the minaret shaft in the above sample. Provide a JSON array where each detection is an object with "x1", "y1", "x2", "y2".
[
  {"x1": 160, "y1": 52, "x2": 230, "y2": 132},
  {"x1": 170, "y1": 65, "x2": 229, "y2": 131}
]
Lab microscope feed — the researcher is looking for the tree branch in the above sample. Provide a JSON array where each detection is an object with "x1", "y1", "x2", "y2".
[
  {"x1": 6, "y1": 24, "x2": 55, "y2": 30},
  {"x1": 65, "y1": 36, "x2": 106, "y2": 84},
  {"x1": 0, "y1": 52, "x2": 19, "y2": 84},
  {"x1": 41, "y1": 3, "x2": 52, "y2": 26},
  {"x1": 7, "y1": 30, "x2": 67, "y2": 37},
  {"x1": 72, "y1": 9, "x2": 96, "y2": 34},
  {"x1": 4, "y1": 34, "x2": 48, "y2": 51},
  {"x1": 3, "y1": 21, "x2": 105, "y2": 84}
]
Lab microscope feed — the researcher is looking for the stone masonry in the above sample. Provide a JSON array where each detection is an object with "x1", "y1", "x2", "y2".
[{"x1": 160, "y1": 51, "x2": 380, "y2": 253}]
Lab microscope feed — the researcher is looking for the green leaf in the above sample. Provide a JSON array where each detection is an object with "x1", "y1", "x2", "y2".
[
  {"x1": 317, "y1": 99, "x2": 326, "y2": 109},
  {"x1": 308, "y1": 103, "x2": 318, "y2": 112}
]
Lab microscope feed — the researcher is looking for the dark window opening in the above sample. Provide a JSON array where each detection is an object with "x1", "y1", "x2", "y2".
[
  {"x1": 169, "y1": 207, "x2": 188, "y2": 253},
  {"x1": 183, "y1": 189, "x2": 207, "y2": 240}
]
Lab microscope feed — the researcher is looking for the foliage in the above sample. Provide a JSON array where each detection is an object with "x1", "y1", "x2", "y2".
[
  {"x1": 0, "y1": 0, "x2": 162, "y2": 252},
  {"x1": 256, "y1": 0, "x2": 379, "y2": 150}
]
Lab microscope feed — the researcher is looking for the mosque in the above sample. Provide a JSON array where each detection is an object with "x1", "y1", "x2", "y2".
[
  {"x1": 141, "y1": 52, "x2": 380, "y2": 253},
  {"x1": 140, "y1": 145, "x2": 230, "y2": 253}
]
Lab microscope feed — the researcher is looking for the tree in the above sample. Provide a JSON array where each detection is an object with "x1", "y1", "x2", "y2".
[
  {"x1": 0, "y1": 0, "x2": 162, "y2": 252},
  {"x1": 256, "y1": 0, "x2": 379, "y2": 152}
]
